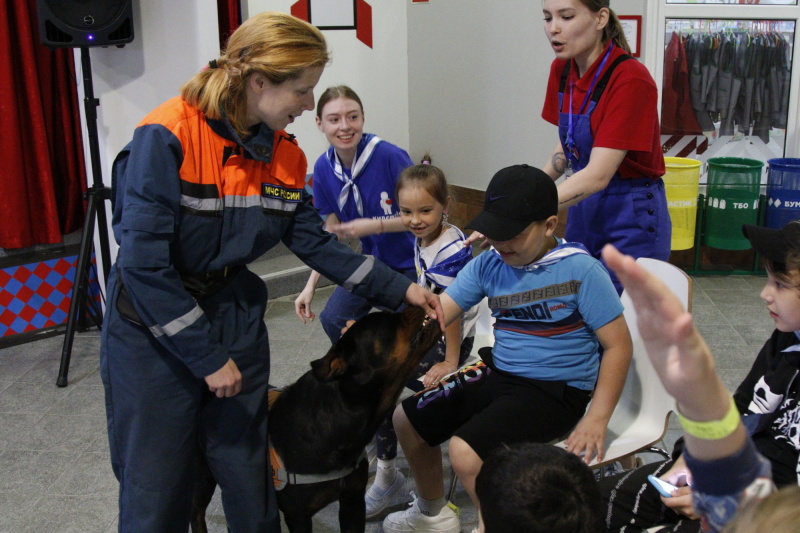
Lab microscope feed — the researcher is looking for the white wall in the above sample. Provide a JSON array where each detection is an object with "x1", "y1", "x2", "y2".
[
  {"x1": 406, "y1": 0, "x2": 650, "y2": 191},
  {"x1": 244, "y1": 0, "x2": 411, "y2": 164},
  {"x1": 77, "y1": 0, "x2": 219, "y2": 188},
  {"x1": 76, "y1": 0, "x2": 220, "y2": 279}
]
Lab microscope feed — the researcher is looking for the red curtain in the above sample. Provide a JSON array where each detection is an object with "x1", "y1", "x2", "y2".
[
  {"x1": 0, "y1": 0, "x2": 86, "y2": 249},
  {"x1": 218, "y1": 0, "x2": 242, "y2": 50}
]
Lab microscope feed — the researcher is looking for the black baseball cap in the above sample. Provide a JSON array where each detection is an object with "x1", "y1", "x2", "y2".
[
  {"x1": 742, "y1": 220, "x2": 800, "y2": 264},
  {"x1": 467, "y1": 164, "x2": 558, "y2": 241}
]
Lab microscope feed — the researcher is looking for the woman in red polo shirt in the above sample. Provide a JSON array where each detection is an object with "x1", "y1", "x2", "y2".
[{"x1": 541, "y1": 0, "x2": 670, "y2": 293}]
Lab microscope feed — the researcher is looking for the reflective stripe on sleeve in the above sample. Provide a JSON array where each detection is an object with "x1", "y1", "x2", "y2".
[
  {"x1": 149, "y1": 305, "x2": 204, "y2": 338},
  {"x1": 181, "y1": 196, "x2": 223, "y2": 212},
  {"x1": 343, "y1": 255, "x2": 374, "y2": 291}
]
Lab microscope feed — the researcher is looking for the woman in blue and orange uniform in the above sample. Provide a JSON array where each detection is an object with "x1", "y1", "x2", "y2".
[
  {"x1": 541, "y1": 0, "x2": 671, "y2": 292},
  {"x1": 100, "y1": 12, "x2": 441, "y2": 533}
]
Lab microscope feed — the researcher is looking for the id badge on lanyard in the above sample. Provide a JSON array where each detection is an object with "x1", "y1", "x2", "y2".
[{"x1": 563, "y1": 45, "x2": 613, "y2": 178}]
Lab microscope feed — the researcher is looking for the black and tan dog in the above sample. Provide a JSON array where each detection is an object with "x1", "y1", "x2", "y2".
[{"x1": 191, "y1": 305, "x2": 441, "y2": 533}]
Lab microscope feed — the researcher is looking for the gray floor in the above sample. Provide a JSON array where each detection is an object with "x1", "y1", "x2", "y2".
[{"x1": 0, "y1": 274, "x2": 774, "y2": 533}]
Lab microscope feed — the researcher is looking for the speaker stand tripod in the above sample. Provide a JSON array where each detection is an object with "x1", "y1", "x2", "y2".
[{"x1": 56, "y1": 46, "x2": 113, "y2": 387}]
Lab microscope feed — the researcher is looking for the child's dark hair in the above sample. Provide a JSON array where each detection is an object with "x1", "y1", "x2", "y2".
[
  {"x1": 764, "y1": 249, "x2": 800, "y2": 291},
  {"x1": 316, "y1": 85, "x2": 363, "y2": 119},
  {"x1": 476, "y1": 443, "x2": 603, "y2": 533},
  {"x1": 396, "y1": 155, "x2": 450, "y2": 207}
]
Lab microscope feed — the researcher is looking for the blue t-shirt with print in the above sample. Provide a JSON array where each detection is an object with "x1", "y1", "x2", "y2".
[{"x1": 445, "y1": 241, "x2": 623, "y2": 390}]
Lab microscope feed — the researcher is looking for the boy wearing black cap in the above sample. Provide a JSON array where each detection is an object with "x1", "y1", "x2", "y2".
[
  {"x1": 599, "y1": 220, "x2": 800, "y2": 533},
  {"x1": 383, "y1": 165, "x2": 632, "y2": 533}
]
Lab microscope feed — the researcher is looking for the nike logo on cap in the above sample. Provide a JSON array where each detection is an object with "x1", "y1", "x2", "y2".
[{"x1": 487, "y1": 194, "x2": 508, "y2": 203}]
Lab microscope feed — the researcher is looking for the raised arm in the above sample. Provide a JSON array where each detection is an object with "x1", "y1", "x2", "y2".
[
  {"x1": 600, "y1": 244, "x2": 746, "y2": 462},
  {"x1": 601, "y1": 244, "x2": 771, "y2": 532}
]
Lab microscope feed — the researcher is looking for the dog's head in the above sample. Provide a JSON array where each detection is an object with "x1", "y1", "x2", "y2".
[{"x1": 311, "y1": 306, "x2": 441, "y2": 388}]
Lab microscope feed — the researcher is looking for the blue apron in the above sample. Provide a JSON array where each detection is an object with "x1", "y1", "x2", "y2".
[{"x1": 557, "y1": 45, "x2": 671, "y2": 293}]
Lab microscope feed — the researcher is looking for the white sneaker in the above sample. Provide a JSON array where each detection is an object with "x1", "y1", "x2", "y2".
[
  {"x1": 382, "y1": 497, "x2": 460, "y2": 533},
  {"x1": 365, "y1": 470, "x2": 406, "y2": 519}
]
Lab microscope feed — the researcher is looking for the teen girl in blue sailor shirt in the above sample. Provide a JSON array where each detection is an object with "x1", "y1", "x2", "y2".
[{"x1": 294, "y1": 86, "x2": 416, "y2": 341}]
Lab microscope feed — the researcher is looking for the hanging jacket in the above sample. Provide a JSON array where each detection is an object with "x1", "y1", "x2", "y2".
[{"x1": 661, "y1": 32, "x2": 702, "y2": 135}]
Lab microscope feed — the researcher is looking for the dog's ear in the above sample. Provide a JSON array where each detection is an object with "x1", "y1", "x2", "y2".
[{"x1": 311, "y1": 350, "x2": 348, "y2": 381}]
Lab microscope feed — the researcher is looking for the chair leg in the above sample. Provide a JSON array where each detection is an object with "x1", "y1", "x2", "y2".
[{"x1": 646, "y1": 446, "x2": 671, "y2": 460}]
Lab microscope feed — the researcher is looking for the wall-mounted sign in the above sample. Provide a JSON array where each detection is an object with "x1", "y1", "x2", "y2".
[
  {"x1": 291, "y1": 0, "x2": 373, "y2": 48},
  {"x1": 618, "y1": 15, "x2": 642, "y2": 58}
]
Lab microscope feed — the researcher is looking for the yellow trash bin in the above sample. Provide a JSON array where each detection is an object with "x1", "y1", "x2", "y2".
[{"x1": 663, "y1": 157, "x2": 702, "y2": 251}]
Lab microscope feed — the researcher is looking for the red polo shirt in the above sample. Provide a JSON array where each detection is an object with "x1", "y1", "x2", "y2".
[{"x1": 541, "y1": 42, "x2": 665, "y2": 179}]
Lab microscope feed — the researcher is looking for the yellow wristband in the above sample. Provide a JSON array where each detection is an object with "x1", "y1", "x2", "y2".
[{"x1": 676, "y1": 396, "x2": 740, "y2": 440}]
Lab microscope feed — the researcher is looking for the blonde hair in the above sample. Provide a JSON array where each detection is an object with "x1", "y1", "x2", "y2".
[
  {"x1": 577, "y1": 0, "x2": 631, "y2": 55},
  {"x1": 721, "y1": 486, "x2": 800, "y2": 533},
  {"x1": 181, "y1": 11, "x2": 329, "y2": 138}
]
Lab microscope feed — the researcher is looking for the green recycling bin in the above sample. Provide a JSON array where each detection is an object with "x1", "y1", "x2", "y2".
[{"x1": 703, "y1": 157, "x2": 763, "y2": 250}]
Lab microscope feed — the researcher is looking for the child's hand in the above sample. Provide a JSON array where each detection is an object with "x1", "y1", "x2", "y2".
[
  {"x1": 564, "y1": 412, "x2": 607, "y2": 464},
  {"x1": 463, "y1": 231, "x2": 490, "y2": 249},
  {"x1": 660, "y1": 455, "x2": 693, "y2": 488},
  {"x1": 661, "y1": 487, "x2": 698, "y2": 519},
  {"x1": 421, "y1": 361, "x2": 457, "y2": 388}
]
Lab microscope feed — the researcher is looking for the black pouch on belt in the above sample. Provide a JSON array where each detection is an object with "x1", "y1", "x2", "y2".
[
  {"x1": 180, "y1": 265, "x2": 243, "y2": 299},
  {"x1": 116, "y1": 282, "x2": 144, "y2": 326},
  {"x1": 115, "y1": 265, "x2": 243, "y2": 326}
]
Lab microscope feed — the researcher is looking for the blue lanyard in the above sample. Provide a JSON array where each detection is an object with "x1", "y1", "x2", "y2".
[{"x1": 566, "y1": 43, "x2": 614, "y2": 160}]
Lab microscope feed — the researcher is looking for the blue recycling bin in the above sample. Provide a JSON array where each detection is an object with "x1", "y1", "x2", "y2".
[{"x1": 766, "y1": 158, "x2": 800, "y2": 229}]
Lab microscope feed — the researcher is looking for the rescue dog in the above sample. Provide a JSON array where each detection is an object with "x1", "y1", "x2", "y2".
[{"x1": 191, "y1": 305, "x2": 441, "y2": 533}]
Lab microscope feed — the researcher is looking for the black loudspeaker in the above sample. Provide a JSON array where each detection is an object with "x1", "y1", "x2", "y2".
[{"x1": 36, "y1": 0, "x2": 134, "y2": 48}]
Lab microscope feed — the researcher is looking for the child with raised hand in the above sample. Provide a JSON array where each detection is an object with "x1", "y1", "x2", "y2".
[
  {"x1": 600, "y1": 220, "x2": 800, "y2": 533},
  {"x1": 365, "y1": 161, "x2": 477, "y2": 519},
  {"x1": 598, "y1": 225, "x2": 800, "y2": 532}
]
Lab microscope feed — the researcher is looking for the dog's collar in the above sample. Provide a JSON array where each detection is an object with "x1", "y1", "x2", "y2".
[{"x1": 270, "y1": 440, "x2": 366, "y2": 491}]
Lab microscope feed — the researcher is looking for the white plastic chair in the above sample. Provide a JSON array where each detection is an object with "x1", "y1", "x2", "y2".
[
  {"x1": 460, "y1": 297, "x2": 493, "y2": 367},
  {"x1": 554, "y1": 257, "x2": 693, "y2": 468}
]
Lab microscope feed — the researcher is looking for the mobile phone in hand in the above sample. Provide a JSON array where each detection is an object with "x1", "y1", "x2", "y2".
[{"x1": 647, "y1": 475, "x2": 678, "y2": 498}]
